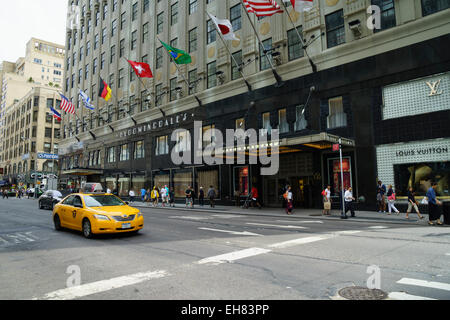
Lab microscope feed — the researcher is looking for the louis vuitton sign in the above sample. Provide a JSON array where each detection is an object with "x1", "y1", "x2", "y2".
[{"x1": 114, "y1": 113, "x2": 194, "y2": 139}]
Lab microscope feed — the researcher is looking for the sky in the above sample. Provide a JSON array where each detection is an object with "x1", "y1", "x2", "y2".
[{"x1": 0, "y1": 0, "x2": 67, "y2": 63}]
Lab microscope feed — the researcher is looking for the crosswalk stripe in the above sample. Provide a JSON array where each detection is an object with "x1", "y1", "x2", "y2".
[
  {"x1": 397, "y1": 278, "x2": 450, "y2": 291},
  {"x1": 388, "y1": 292, "x2": 436, "y2": 300}
]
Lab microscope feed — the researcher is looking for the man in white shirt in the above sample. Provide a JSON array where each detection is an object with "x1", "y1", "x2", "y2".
[
  {"x1": 344, "y1": 187, "x2": 356, "y2": 218},
  {"x1": 129, "y1": 189, "x2": 135, "y2": 203},
  {"x1": 161, "y1": 186, "x2": 168, "y2": 207}
]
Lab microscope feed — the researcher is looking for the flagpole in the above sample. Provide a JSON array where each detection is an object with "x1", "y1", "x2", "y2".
[
  {"x1": 279, "y1": 0, "x2": 317, "y2": 73},
  {"x1": 239, "y1": 0, "x2": 284, "y2": 87},
  {"x1": 207, "y1": 12, "x2": 252, "y2": 92},
  {"x1": 123, "y1": 57, "x2": 165, "y2": 117},
  {"x1": 157, "y1": 37, "x2": 203, "y2": 108}
]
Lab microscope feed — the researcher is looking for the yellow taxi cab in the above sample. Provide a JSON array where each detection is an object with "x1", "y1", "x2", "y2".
[{"x1": 52, "y1": 186, "x2": 144, "y2": 238}]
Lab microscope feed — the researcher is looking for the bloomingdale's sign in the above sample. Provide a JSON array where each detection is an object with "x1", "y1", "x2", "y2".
[{"x1": 115, "y1": 112, "x2": 194, "y2": 139}]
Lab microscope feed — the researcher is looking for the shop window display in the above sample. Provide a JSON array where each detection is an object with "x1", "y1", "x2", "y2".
[{"x1": 394, "y1": 162, "x2": 449, "y2": 197}]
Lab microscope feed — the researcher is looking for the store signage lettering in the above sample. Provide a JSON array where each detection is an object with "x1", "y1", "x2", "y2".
[
  {"x1": 396, "y1": 147, "x2": 448, "y2": 157},
  {"x1": 426, "y1": 79, "x2": 443, "y2": 96},
  {"x1": 115, "y1": 113, "x2": 192, "y2": 139}
]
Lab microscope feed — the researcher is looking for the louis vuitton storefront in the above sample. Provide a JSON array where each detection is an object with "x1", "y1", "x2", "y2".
[{"x1": 374, "y1": 72, "x2": 450, "y2": 199}]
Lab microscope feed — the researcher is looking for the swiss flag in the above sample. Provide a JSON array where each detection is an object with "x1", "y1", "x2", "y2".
[
  {"x1": 127, "y1": 60, "x2": 153, "y2": 78},
  {"x1": 207, "y1": 13, "x2": 238, "y2": 41},
  {"x1": 283, "y1": 0, "x2": 314, "y2": 12}
]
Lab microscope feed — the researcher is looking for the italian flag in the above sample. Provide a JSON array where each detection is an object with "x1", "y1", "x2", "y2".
[{"x1": 284, "y1": 0, "x2": 314, "y2": 12}]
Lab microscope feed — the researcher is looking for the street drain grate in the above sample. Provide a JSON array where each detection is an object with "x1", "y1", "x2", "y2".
[{"x1": 338, "y1": 287, "x2": 388, "y2": 300}]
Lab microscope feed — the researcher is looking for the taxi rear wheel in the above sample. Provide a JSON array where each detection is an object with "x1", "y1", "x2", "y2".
[{"x1": 82, "y1": 218, "x2": 93, "y2": 239}]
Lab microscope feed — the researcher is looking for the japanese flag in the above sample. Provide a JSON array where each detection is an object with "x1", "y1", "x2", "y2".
[
  {"x1": 284, "y1": 0, "x2": 314, "y2": 12},
  {"x1": 207, "y1": 13, "x2": 239, "y2": 41}
]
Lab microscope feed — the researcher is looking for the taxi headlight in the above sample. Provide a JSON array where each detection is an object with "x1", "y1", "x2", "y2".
[
  {"x1": 137, "y1": 211, "x2": 143, "y2": 218},
  {"x1": 94, "y1": 214, "x2": 110, "y2": 221}
]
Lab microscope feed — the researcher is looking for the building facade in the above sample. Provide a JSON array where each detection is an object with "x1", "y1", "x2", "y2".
[
  {"x1": 0, "y1": 38, "x2": 65, "y2": 188},
  {"x1": 59, "y1": 0, "x2": 450, "y2": 207}
]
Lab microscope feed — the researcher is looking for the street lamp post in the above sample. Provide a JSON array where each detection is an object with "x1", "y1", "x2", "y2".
[{"x1": 339, "y1": 138, "x2": 347, "y2": 219}]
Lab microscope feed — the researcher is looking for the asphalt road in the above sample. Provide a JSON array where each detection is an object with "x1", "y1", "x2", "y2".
[{"x1": 0, "y1": 198, "x2": 449, "y2": 301}]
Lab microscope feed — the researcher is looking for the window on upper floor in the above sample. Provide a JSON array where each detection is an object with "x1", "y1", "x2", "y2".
[
  {"x1": 421, "y1": 0, "x2": 450, "y2": 16},
  {"x1": 287, "y1": 26, "x2": 304, "y2": 61},
  {"x1": 326, "y1": 10, "x2": 345, "y2": 49},
  {"x1": 371, "y1": 0, "x2": 396, "y2": 32},
  {"x1": 294, "y1": 105, "x2": 308, "y2": 131},
  {"x1": 230, "y1": 4, "x2": 242, "y2": 31},
  {"x1": 327, "y1": 97, "x2": 347, "y2": 129}
]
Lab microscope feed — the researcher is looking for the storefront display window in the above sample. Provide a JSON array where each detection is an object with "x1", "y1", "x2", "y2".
[
  {"x1": 132, "y1": 176, "x2": 145, "y2": 194},
  {"x1": 174, "y1": 171, "x2": 192, "y2": 198},
  {"x1": 330, "y1": 158, "x2": 351, "y2": 195},
  {"x1": 394, "y1": 161, "x2": 449, "y2": 197},
  {"x1": 118, "y1": 177, "x2": 130, "y2": 197},
  {"x1": 234, "y1": 166, "x2": 249, "y2": 196},
  {"x1": 196, "y1": 168, "x2": 219, "y2": 198},
  {"x1": 153, "y1": 173, "x2": 170, "y2": 190}
]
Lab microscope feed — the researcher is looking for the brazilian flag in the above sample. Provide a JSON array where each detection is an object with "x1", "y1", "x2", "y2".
[{"x1": 159, "y1": 39, "x2": 192, "y2": 65}]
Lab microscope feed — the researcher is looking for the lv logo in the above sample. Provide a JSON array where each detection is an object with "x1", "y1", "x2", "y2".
[{"x1": 426, "y1": 79, "x2": 443, "y2": 96}]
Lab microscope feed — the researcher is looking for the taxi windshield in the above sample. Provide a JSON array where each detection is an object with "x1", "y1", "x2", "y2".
[{"x1": 84, "y1": 195, "x2": 126, "y2": 207}]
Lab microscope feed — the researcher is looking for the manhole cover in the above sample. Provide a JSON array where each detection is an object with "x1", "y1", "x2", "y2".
[{"x1": 338, "y1": 287, "x2": 388, "y2": 300}]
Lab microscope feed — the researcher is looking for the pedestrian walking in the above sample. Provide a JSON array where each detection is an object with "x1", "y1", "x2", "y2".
[
  {"x1": 377, "y1": 180, "x2": 387, "y2": 213},
  {"x1": 160, "y1": 185, "x2": 168, "y2": 207},
  {"x1": 185, "y1": 186, "x2": 194, "y2": 208},
  {"x1": 151, "y1": 187, "x2": 159, "y2": 207},
  {"x1": 285, "y1": 186, "x2": 293, "y2": 215},
  {"x1": 141, "y1": 188, "x2": 146, "y2": 202},
  {"x1": 426, "y1": 182, "x2": 443, "y2": 226},
  {"x1": 344, "y1": 187, "x2": 356, "y2": 218},
  {"x1": 207, "y1": 186, "x2": 216, "y2": 208},
  {"x1": 169, "y1": 188, "x2": 175, "y2": 207},
  {"x1": 386, "y1": 184, "x2": 400, "y2": 215},
  {"x1": 145, "y1": 188, "x2": 151, "y2": 206},
  {"x1": 199, "y1": 187, "x2": 205, "y2": 207},
  {"x1": 128, "y1": 189, "x2": 135, "y2": 203},
  {"x1": 322, "y1": 186, "x2": 332, "y2": 216},
  {"x1": 251, "y1": 186, "x2": 262, "y2": 209},
  {"x1": 406, "y1": 187, "x2": 424, "y2": 220}
]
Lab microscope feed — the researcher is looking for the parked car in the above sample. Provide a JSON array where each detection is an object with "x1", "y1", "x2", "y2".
[{"x1": 38, "y1": 190, "x2": 63, "y2": 210}]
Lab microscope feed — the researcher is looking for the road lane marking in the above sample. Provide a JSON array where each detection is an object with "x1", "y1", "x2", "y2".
[
  {"x1": 333, "y1": 230, "x2": 362, "y2": 235},
  {"x1": 199, "y1": 228, "x2": 262, "y2": 237},
  {"x1": 198, "y1": 248, "x2": 272, "y2": 265},
  {"x1": 368, "y1": 226, "x2": 388, "y2": 229},
  {"x1": 169, "y1": 216, "x2": 210, "y2": 221},
  {"x1": 0, "y1": 232, "x2": 38, "y2": 246},
  {"x1": 34, "y1": 270, "x2": 169, "y2": 300},
  {"x1": 397, "y1": 278, "x2": 450, "y2": 291},
  {"x1": 211, "y1": 214, "x2": 245, "y2": 219},
  {"x1": 388, "y1": 292, "x2": 436, "y2": 300},
  {"x1": 268, "y1": 235, "x2": 334, "y2": 249},
  {"x1": 276, "y1": 220, "x2": 324, "y2": 224},
  {"x1": 246, "y1": 223, "x2": 307, "y2": 229}
]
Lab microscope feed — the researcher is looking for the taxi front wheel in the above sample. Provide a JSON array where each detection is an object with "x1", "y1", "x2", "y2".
[
  {"x1": 82, "y1": 219, "x2": 94, "y2": 239},
  {"x1": 54, "y1": 214, "x2": 62, "y2": 231}
]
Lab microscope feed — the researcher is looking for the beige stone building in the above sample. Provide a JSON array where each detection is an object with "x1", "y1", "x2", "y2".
[{"x1": 0, "y1": 38, "x2": 65, "y2": 188}]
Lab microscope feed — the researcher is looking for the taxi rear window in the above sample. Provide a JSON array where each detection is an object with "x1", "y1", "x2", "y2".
[{"x1": 84, "y1": 195, "x2": 126, "y2": 207}]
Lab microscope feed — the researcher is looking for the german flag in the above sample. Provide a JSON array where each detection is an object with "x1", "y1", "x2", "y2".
[{"x1": 99, "y1": 77, "x2": 112, "y2": 102}]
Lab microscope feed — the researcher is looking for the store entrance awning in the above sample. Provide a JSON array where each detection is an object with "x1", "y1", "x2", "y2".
[
  {"x1": 62, "y1": 169, "x2": 104, "y2": 176},
  {"x1": 281, "y1": 132, "x2": 355, "y2": 149}
]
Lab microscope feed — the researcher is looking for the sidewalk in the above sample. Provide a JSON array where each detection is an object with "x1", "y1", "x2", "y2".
[{"x1": 130, "y1": 202, "x2": 439, "y2": 226}]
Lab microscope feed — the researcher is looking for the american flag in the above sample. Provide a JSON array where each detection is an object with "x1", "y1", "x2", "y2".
[
  {"x1": 59, "y1": 93, "x2": 75, "y2": 114},
  {"x1": 243, "y1": 0, "x2": 284, "y2": 17}
]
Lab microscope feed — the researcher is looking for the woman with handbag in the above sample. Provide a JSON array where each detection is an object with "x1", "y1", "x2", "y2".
[
  {"x1": 386, "y1": 184, "x2": 400, "y2": 215},
  {"x1": 406, "y1": 187, "x2": 424, "y2": 220}
]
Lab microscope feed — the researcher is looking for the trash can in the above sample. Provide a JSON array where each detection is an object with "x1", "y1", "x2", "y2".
[{"x1": 443, "y1": 201, "x2": 450, "y2": 225}]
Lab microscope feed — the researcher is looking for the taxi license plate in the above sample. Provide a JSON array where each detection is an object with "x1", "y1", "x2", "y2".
[{"x1": 122, "y1": 223, "x2": 131, "y2": 229}]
